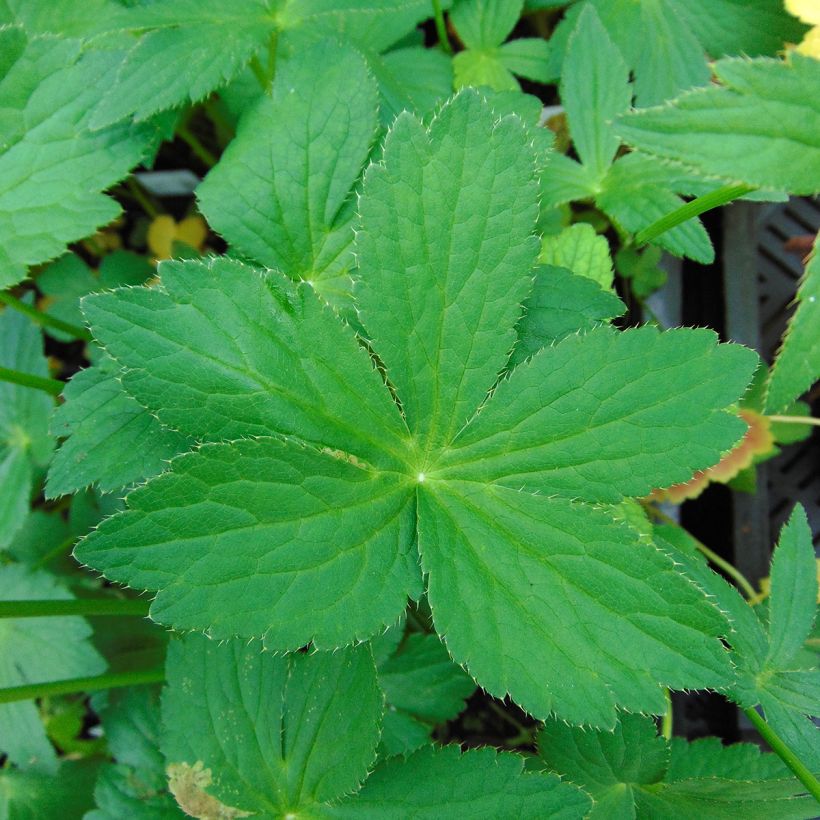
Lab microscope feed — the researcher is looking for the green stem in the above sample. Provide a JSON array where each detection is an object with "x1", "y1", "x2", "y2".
[
  {"x1": 661, "y1": 689, "x2": 673, "y2": 740},
  {"x1": 635, "y1": 184, "x2": 756, "y2": 246},
  {"x1": 266, "y1": 31, "x2": 278, "y2": 85},
  {"x1": 0, "y1": 667, "x2": 165, "y2": 704},
  {"x1": 0, "y1": 598, "x2": 150, "y2": 619},
  {"x1": 33, "y1": 536, "x2": 77, "y2": 570},
  {"x1": 645, "y1": 505, "x2": 757, "y2": 599},
  {"x1": 0, "y1": 366, "x2": 62, "y2": 396},
  {"x1": 0, "y1": 291, "x2": 92, "y2": 342},
  {"x1": 125, "y1": 177, "x2": 160, "y2": 219},
  {"x1": 176, "y1": 123, "x2": 217, "y2": 168},
  {"x1": 249, "y1": 54, "x2": 269, "y2": 91},
  {"x1": 745, "y1": 707, "x2": 820, "y2": 803},
  {"x1": 768, "y1": 415, "x2": 820, "y2": 427},
  {"x1": 431, "y1": 0, "x2": 453, "y2": 54}
]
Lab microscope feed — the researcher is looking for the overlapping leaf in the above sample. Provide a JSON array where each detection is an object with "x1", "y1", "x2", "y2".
[
  {"x1": 0, "y1": 29, "x2": 158, "y2": 288},
  {"x1": 78, "y1": 91, "x2": 757, "y2": 727},
  {"x1": 537, "y1": 712, "x2": 814, "y2": 818}
]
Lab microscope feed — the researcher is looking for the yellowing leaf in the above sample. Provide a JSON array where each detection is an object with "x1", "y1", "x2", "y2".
[{"x1": 147, "y1": 214, "x2": 207, "y2": 260}]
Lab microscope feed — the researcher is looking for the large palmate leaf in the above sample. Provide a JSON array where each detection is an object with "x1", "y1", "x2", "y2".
[
  {"x1": 766, "y1": 237, "x2": 820, "y2": 412},
  {"x1": 197, "y1": 41, "x2": 378, "y2": 309},
  {"x1": 617, "y1": 54, "x2": 820, "y2": 195},
  {"x1": 0, "y1": 29, "x2": 158, "y2": 287},
  {"x1": 546, "y1": 0, "x2": 805, "y2": 106},
  {"x1": 542, "y1": 7, "x2": 714, "y2": 262},
  {"x1": 0, "y1": 305, "x2": 53, "y2": 548},
  {"x1": 78, "y1": 91, "x2": 757, "y2": 727},
  {"x1": 161, "y1": 634, "x2": 586, "y2": 817},
  {"x1": 537, "y1": 712, "x2": 814, "y2": 818},
  {"x1": 0, "y1": 565, "x2": 106, "y2": 773}
]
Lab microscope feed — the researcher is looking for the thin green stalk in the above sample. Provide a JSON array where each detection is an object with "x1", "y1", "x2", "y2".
[
  {"x1": 0, "y1": 598, "x2": 150, "y2": 619},
  {"x1": 745, "y1": 707, "x2": 820, "y2": 803},
  {"x1": 635, "y1": 184, "x2": 756, "y2": 246},
  {"x1": 176, "y1": 123, "x2": 217, "y2": 168},
  {"x1": 0, "y1": 366, "x2": 62, "y2": 396},
  {"x1": 431, "y1": 0, "x2": 453, "y2": 54},
  {"x1": 645, "y1": 505, "x2": 757, "y2": 599},
  {"x1": 0, "y1": 291, "x2": 92, "y2": 342},
  {"x1": 0, "y1": 667, "x2": 165, "y2": 704},
  {"x1": 125, "y1": 177, "x2": 160, "y2": 219},
  {"x1": 33, "y1": 536, "x2": 77, "y2": 570},
  {"x1": 249, "y1": 54, "x2": 269, "y2": 91},
  {"x1": 266, "y1": 31, "x2": 278, "y2": 85},
  {"x1": 768, "y1": 415, "x2": 820, "y2": 427},
  {"x1": 661, "y1": 689, "x2": 673, "y2": 740}
]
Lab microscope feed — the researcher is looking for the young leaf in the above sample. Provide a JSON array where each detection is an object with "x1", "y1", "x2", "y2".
[
  {"x1": 46, "y1": 359, "x2": 191, "y2": 498},
  {"x1": 766, "y1": 238, "x2": 820, "y2": 413},
  {"x1": 539, "y1": 223, "x2": 614, "y2": 290},
  {"x1": 538, "y1": 712, "x2": 815, "y2": 819},
  {"x1": 0, "y1": 304, "x2": 53, "y2": 548},
  {"x1": 356, "y1": 90, "x2": 539, "y2": 453},
  {"x1": 0, "y1": 565, "x2": 106, "y2": 773},
  {"x1": 450, "y1": 0, "x2": 521, "y2": 50},
  {"x1": 617, "y1": 54, "x2": 820, "y2": 195},
  {"x1": 161, "y1": 635, "x2": 383, "y2": 816},
  {"x1": 0, "y1": 30, "x2": 157, "y2": 288},
  {"x1": 197, "y1": 42, "x2": 379, "y2": 310}
]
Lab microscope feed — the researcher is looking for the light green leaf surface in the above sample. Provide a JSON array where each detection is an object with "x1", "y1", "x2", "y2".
[
  {"x1": 325, "y1": 745, "x2": 592, "y2": 818},
  {"x1": 161, "y1": 635, "x2": 382, "y2": 817},
  {"x1": 197, "y1": 43, "x2": 378, "y2": 309},
  {"x1": 82, "y1": 257, "x2": 409, "y2": 469},
  {"x1": 509, "y1": 265, "x2": 624, "y2": 368},
  {"x1": 436, "y1": 327, "x2": 756, "y2": 503},
  {"x1": 538, "y1": 712, "x2": 814, "y2": 819},
  {"x1": 538, "y1": 154, "x2": 599, "y2": 209},
  {"x1": 75, "y1": 437, "x2": 418, "y2": 649},
  {"x1": 47, "y1": 359, "x2": 190, "y2": 498},
  {"x1": 0, "y1": 0, "x2": 127, "y2": 36},
  {"x1": 0, "y1": 565, "x2": 106, "y2": 773},
  {"x1": 453, "y1": 49, "x2": 519, "y2": 91},
  {"x1": 617, "y1": 54, "x2": 820, "y2": 195},
  {"x1": 449, "y1": 0, "x2": 521, "y2": 49},
  {"x1": 539, "y1": 223, "x2": 613, "y2": 289},
  {"x1": 419, "y1": 482, "x2": 732, "y2": 726},
  {"x1": 561, "y1": 6, "x2": 631, "y2": 181},
  {"x1": 356, "y1": 90, "x2": 539, "y2": 454},
  {"x1": 498, "y1": 38, "x2": 552, "y2": 83},
  {"x1": 0, "y1": 304, "x2": 53, "y2": 548},
  {"x1": 0, "y1": 31, "x2": 157, "y2": 287},
  {"x1": 766, "y1": 241, "x2": 820, "y2": 412}
]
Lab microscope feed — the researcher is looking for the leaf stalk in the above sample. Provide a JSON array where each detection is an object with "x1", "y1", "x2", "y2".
[
  {"x1": 0, "y1": 366, "x2": 63, "y2": 396},
  {"x1": 0, "y1": 599, "x2": 151, "y2": 619},
  {"x1": 0, "y1": 667, "x2": 165, "y2": 704},
  {"x1": 0, "y1": 291, "x2": 92, "y2": 342}
]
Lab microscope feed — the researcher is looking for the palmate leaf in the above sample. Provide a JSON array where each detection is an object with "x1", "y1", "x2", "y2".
[
  {"x1": 78, "y1": 91, "x2": 758, "y2": 727},
  {"x1": 537, "y1": 712, "x2": 815, "y2": 819},
  {"x1": 197, "y1": 41, "x2": 379, "y2": 310},
  {"x1": 616, "y1": 53, "x2": 820, "y2": 196},
  {"x1": 0, "y1": 29, "x2": 158, "y2": 288},
  {"x1": 161, "y1": 634, "x2": 587, "y2": 818}
]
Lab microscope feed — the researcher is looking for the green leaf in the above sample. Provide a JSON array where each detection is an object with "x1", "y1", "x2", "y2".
[
  {"x1": 75, "y1": 437, "x2": 419, "y2": 649},
  {"x1": 616, "y1": 54, "x2": 820, "y2": 196},
  {"x1": 325, "y1": 745, "x2": 592, "y2": 818},
  {"x1": 449, "y1": 0, "x2": 521, "y2": 49},
  {"x1": 46, "y1": 358, "x2": 190, "y2": 498},
  {"x1": 509, "y1": 265, "x2": 625, "y2": 368},
  {"x1": 453, "y1": 49, "x2": 519, "y2": 91},
  {"x1": 197, "y1": 42, "x2": 379, "y2": 310},
  {"x1": 0, "y1": 759, "x2": 101, "y2": 820},
  {"x1": 419, "y1": 482, "x2": 732, "y2": 726},
  {"x1": 0, "y1": 565, "x2": 106, "y2": 772},
  {"x1": 436, "y1": 327, "x2": 755, "y2": 502},
  {"x1": 538, "y1": 712, "x2": 815, "y2": 819},
  {"x1": 561, "y1": 6, "x2": 631, "y2": 181},
  {"x1": 766, "y1": 240, "x2": 820, "y2": 412},
  {"x1": 0, "y1": 31, "x2": 157, "y2": 287},
  {"x1": 539, "y1": 223, "x2": 614, "y2": 289},
  {"x1": 356, "y1": 90, "x2": 539, "y2": 454},
  {"x1": 498, "y1": 38, "x2": 552, "y2": 83},
  {"x1": 538, "y1": 154, "x2": 600, "y2": 209},
  {"x1": 81, "y1": 257, "x2": 409, "y2": 469},
  {"x1": 161, "y1": 634, "x2": 382, "y2": 817},
  {"x1": 0, "y1": 304, "x2": 53, "y2": 548},
  {"x1": 376, "y1": 632, "x2": 475, "y2": 757}
]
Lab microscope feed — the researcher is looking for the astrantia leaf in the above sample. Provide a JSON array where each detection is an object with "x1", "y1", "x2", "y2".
[
  {"x1": 161, "y1": 634, "x2": 383, "y2": 817},
  {"x1": 197, "y1": 41, "x2": 378, "y2": 310},
  {"x1": 0, "y1": 305, "x2": 53, "y2": 548},
  {"x1": 0, "y1": 30, "x2": 157, "y2": 287},
  {"x1": 537, "y1": 712, "x2": 814, "y2": 819},
  {"x1": 46, "y1": 358, "x2": 191, "y2": 498},
  {"x1": 766, "y1": 238, "x2": 820, "y2": 412},
  {"x1": 0, "y1": 565, "x2": 106, "y2": 773},
  {"x1": 539, "y1": 223, "x2": 614, "y2": 289},
  {"x1": 616, "y1": 54, "x2": 820, "y2": 195},
  {"x1": 324, "y1": 745, "x2": 592, "y2": 818}
]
